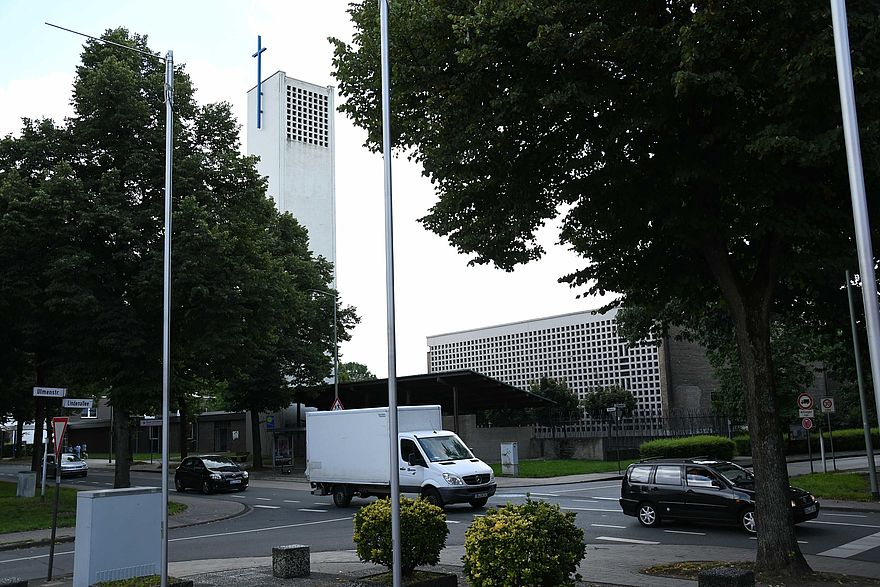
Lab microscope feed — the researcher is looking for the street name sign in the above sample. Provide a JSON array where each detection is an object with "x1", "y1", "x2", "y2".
[
  {"x1": 798, "y1": 409, "x2": 815, "y2": 418},
  {"x1": 140, "y1": 419, "x2": 162, "y2": 427},
  {"x1": 33, "y1": 387, "x2": 67, "y2": 398},
  {"x1": 62, "y1": 398, "x2": 93, "y2": 409}
]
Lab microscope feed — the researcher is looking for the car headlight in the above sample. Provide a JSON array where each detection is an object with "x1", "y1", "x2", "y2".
[
  {"x1": 791, "y1": 499, "x2": 797, "y2": 507},
  {"x1": 442, "y1": 472, "x2": 464, "y2": 486},
  {"x1": 242, "y1": 471, "x2": 249, "y2": 478},
  {"x1": 488, "y1": 471, "x2": 495, "y2": 482},
  {"x1": 210, "y1": 473, "x2": 221, "y2": 480}
]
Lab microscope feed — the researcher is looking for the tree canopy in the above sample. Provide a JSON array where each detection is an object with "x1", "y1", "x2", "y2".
[
  {"x1": 1, "y1": 28, "x2": 356, "y2": 481},
  {"x1": 331, "y1": 0, "x2": 880, "y2": 576}
]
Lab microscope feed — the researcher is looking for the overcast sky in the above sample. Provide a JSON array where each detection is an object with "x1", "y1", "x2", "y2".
[{"x1": 0, "y1": 1, "x2": 614, "y2": 384}]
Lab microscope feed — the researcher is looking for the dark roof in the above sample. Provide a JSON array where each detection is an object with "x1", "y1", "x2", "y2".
[{"x1": 300, "y1": 370, "x2": 553, "y2": 414}]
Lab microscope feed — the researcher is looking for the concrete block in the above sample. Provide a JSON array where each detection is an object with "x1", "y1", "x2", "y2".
[
  {"x1": 0, "y1": 578, "x2": 28, "y2": 587},
  {"x1": 272, "y1": 544, "x2": 310, "y2": 578},
  {"x1": 698, "y1": 566, "x2": 755, "y2": 587}
]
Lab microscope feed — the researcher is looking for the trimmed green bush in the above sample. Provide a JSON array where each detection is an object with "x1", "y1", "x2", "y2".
[
  {"x1": 639, "y1": 435, "x2": 736, "y2": 460},
  {"x1": 463, "y1": 498, "x2": 585, "y2": 587},
  {"x1": 353, "y1": 496, "x2": 448, "y2": 576}
]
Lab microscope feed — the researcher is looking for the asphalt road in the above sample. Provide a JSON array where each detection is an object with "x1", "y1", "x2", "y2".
[{"x1": 2, "y1": 467, "x2": 880, "y2": 582}]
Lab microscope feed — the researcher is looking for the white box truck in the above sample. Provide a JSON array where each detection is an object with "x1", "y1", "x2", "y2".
[{"x1": 306, "y1": 405, "x2": 496, "y2": 508}]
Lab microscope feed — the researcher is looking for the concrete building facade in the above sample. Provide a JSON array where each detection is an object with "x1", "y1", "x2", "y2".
[
  {"x1": 247, "y1": 71, "x2": 336, "y2": 282},
  {"x1": 427, "y1": 309, "x2": 718, "y2": 416}
]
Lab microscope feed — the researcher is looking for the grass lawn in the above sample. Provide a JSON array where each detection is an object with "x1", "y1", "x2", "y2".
[
  {"x1": 489, "y1": 458, "x2": 638, "y2": 478},
  {"x1": 0, "y1": 481, "x2": 187, "y2": 534},
  {"x1": 790, "y1": 471, "x2": 875, "y2": 501}
]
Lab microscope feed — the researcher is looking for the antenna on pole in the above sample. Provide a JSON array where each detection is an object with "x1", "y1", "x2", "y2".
[{"x1": 253, "y1": 35, "x2": 267, "y2": 129}]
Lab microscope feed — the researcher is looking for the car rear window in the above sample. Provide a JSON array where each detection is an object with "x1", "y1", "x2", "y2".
[
  {"x1": 628, "y1": 465, "x2": 652, "y2": 484},
  {"x1": 655, "y1": 465, "x2": 682, "y2": 485}
]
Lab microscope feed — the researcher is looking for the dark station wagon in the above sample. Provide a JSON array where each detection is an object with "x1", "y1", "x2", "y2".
[{"x1": 619, "y1": 458, "x2": 819, "y2": 534}]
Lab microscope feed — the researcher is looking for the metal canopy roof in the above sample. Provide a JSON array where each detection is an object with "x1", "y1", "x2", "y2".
[{"x1": 302, "y1": 369, "x2": 553, "y2": 414}]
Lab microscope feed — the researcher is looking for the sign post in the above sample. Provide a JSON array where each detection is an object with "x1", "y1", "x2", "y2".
[
  {"x1": 797, "y1": 394, "x2": 814, "y2": 473},
  {"x1": 821, "y1": 397, "x2": 838, "y2": 471},
  {"x1": 47, "y1": 416, "x2": 68, "y2": 581}
]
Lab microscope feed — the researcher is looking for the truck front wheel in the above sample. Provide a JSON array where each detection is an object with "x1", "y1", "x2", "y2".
[
  {"x1": 422, "y1": 487, "x2": 444, "y2": 508},
  {"x1": 333, "y1": 486, "x2": 352, "y2": 508},
  {"x1": 469, "y1": 497, "x2": 488, "y2": 508}
]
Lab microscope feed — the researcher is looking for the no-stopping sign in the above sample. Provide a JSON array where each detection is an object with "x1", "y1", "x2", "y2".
[
  {"x1": 801, "y1": 418, "x2": 814, "y2": 430},
  {"x1": 820, "y1": 397, "x2": 835, "y2": 413},
  {"x1": 797, "y1": 393, "x2": 813, "y2": 410}
]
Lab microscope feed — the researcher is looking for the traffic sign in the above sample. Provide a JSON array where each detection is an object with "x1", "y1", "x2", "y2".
[
  {"x1": 606, "y1": 407, "x2": 617, "y2": 412},
  {"x1": 33, "y1": 387, "x2": 67, "y2": 398},
  {"x1": 801, "y1": 418, "x2": 813, "y2": 430},
  {"x1": 797, "y1": 393, "x2": 813, "y2": 410},
  {"x1": 62, "y1": 398, "x2": 93, "y2": 409},
  {"x1": 140, "y1": 419, "x2": 162, "y2": 427},
  {"x1": 330, "y1": 397, "x2": 345, "y2": 411},
  {"x1": 51, "y1": 417, "x2": 68, "y2": 459},
  {"x1": 820, "y1": 397, "x2": 836, "y2": 413},
  {"x1": 798, "y1": 409, "x2": 815, "y2": 418}
]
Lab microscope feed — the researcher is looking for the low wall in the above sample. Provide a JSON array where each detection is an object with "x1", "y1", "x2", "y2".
[{"x1": 529, "y1": 437, "x2": 606, "y2": 460}]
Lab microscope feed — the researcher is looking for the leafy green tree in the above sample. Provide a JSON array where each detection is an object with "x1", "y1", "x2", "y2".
[
  {"x1": 483, "y1": 376, "x2": 578, "y2": 426},
  {"x1": 580, "y1": 386, "x2": 636, "y2": 420},
  {"x1": 339, "y1": 361, "x2": 376, "y2": 382},
  {"x1": 331, "y1": 1, "x2": 880, "y2": 575}
]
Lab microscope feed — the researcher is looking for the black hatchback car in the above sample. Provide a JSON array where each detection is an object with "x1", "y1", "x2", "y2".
[
  {"x1": 619, "y1": 458, "x2": 819, "y2": 534},
  {"x1": 174, "y1": 455, "x2": 248, "y2": 494}
]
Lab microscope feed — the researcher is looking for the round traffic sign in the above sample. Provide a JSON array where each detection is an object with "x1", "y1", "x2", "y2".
[
  {"x1": 801, "y1": 417, "x2": 813, "y2": 430},
  {"x1": 821, "y1": 397, "x2": 835, "y2": 412},
  {"x1": 797, "y1": 393, "x2": 813, "y2": 410}
]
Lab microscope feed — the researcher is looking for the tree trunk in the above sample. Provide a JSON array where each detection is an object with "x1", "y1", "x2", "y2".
[
  {"x1": 703, "y1": 240, "x2": 810, "y2": 577},
  {"x1": 113, "y1": 406, "x2": 132, "y2": 488},
  {"x1": 250, "y1": 409, "x2": 263, "y2": 469},
  {"x1": 178, "y1": 397, "x2": 189, "y2": 460}
]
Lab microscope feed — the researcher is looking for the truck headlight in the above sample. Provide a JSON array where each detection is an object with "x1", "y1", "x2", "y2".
[{"x1": 442, "y1": 472, "x2": 464, "y2": 486}]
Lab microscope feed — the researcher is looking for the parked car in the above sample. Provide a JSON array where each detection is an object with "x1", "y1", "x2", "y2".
[
  {"x1": 45, "y1": 453, "x2": 88, "y2": 478},
  {"x1": 174, "y1": 455, "x2": 248, "y2": 494},
  {"x1": 619, "y1": 458, "x2": 819, "y2": 534}
]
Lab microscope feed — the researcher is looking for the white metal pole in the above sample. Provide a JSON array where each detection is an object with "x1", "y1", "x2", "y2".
[
  {"x1": 379, "y1": 1, "x2": 401, "y2": 585},
  {"x1": 160, "y1": 49, "x2": 174, "y2": 587},
  {"x1": 831, "y1": 0, "x2": 880, "y2": 432},
  {"x1": 333, "y1": 296, "x2": 339, "y2": 402}
]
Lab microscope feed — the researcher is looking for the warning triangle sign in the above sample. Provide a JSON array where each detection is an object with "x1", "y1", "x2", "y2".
[{"x1": 330, "y1": 397, "x2": 344, "y2": 411}]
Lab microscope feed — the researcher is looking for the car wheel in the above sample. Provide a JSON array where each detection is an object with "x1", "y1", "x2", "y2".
[
  {"x1": 740, "y1": 507, "x2": 757, "y2": 534},
  {"x1": 637, "y1": 502, "x2": 661, "y2": 528},
  {"x1": 202, "y1": 481, "x2": 212, "y2": 495},
  {"x1": 332, "y1": 486, "x2": 352, "y2": 508},
  {"x1": 175, "y1": 478, "x2": 185, "y2": 493},
  {"x1": 422, "y1": 487, "x2": 444, "y2": 508},
  {"x1": 469, "y1": 497, "x2": 488, "y2": 508}
]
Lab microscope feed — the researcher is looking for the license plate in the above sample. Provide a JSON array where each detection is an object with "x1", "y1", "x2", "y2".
[
  {"x1": 229, "y1": 479, "x2": 241, "y2": 484},
  {"x1": 473, "y1": 492, "x2": 487, "y2": 499},
  {"x1": 804, "y1": 504, "x2": 817, "y2": 514}
]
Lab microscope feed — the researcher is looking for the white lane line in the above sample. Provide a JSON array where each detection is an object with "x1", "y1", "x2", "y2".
[
  {"x1": 446, "y1": 520, "x2": 461, "y2": 524},
  {"x1": 552, "y1": 484, "x2": 621, "y2": 493},
  {"x1": 299, "y1": 508, "x2": 328, "y2": 513},
  {"x1": 495, "y1": 494, "x2": 528, "y2": 499},
  {"x1": 825, "y1": 513, "x2": 867, "y2": 518},
  {"x1": 529, "y1": 493, "x2": 559, "y2": 497},
  {"x1": 253, "y1": 505, "x2": 281, "y2": 509},
  {"x1": 592, "y1": 497, "x2": 619, "y2": 501},
  {"x1": 573, "y1": 500, "x2": 599, "y2": 504},
  {"x1": 664, "y1": 530, "x2": 706, "y2": 536},
  {"x1": 591, "y1": 524, "x2": 626, "y2": 529},
  {"x1": 1, "y1": 550, "x2": 74, "y2": 564},
  {"x1": 818, "y1": 531, "x2": 880, "y2": 558},
  {"x1": 563, "y1": 507, "x2": 622, "y2": 513},
  {"x1": 170, "y1": 517, "x2": 353, "y2": 542},
  {"x1": 807, "y1": 520, "x2": 880, "y2": 529},
  {"x1": 314, "y1": 502, "x2": 330, "y2": 506},
  {"x1": 256, "y1": 497, "x2": 272, "y2": 501},
  {"x1": 283, "y1": 500, "x2": 300, "y2": 503},
  {"x1": 230, "y1": 495, "x2": 247, "y2": 499},
  {"x1": 596, "y1": 536, "x2": 659, "y2": 545}
]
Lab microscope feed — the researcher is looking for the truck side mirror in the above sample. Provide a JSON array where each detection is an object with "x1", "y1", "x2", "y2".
[{"x1": 407, "y1": 453, "x2": 424, "y2": 467}]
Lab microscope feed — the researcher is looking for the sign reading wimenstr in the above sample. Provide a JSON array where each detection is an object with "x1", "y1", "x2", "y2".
[{"x1": 33, "y1": 387, "x2": 67, "y2": 398}]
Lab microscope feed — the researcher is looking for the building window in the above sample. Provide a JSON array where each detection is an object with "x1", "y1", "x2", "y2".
[{"x1": 80, "y1": 407, "x2": 97, "y2": 419}]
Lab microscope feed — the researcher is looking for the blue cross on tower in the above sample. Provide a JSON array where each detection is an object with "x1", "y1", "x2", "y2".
[{"x1": 253, "y1": 35, "x2": 267, "y2": 129}]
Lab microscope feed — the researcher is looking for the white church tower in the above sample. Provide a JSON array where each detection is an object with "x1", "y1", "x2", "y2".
[{"x1": 247, "y1": 69, "x2": 337, "y2": 284}]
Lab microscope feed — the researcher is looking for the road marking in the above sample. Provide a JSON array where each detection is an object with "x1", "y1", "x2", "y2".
[
  {"x1": 529, "y1": 493, "x2": 559, "y2": 497},
  {"x1": 230, "y1": 495, "x2": 247, "y2": 498},
  {"x1": 563, "y1": 507, "x2": 622, "y2": 513},
  {"x1": 592, "y1": 496, "x2": 619, "y2": 501},
  {"x1": 283, "y1": 500, "x2": 301, "y2": 503},
  {"x1": 169, "y1": 517, "x2": 353, "y2": 542},
  {"x1": 0, "y1": 550, "x2": 74, "y2": 564},
  {"x1": 299, "y1": 508, "x2": 328, "y2": 513},
  {"x1": 596, "y1": 536, "x2": 659, "y2": 545},
  {"x1": 253, "y1": 505, "x2": 281, "y2": 509},
  {"x1": 664, "y1": 530, "x2": 706, "y2": 536},
  {"x1": 552, "y1": 484, "x2": 621, "y2": 493},
  {"x1": 807, "y1": 520, "x2": 880, "y2": 529},
  {"x1": 825, "y1": 513, "x2": 867, "y2": 518},
  {"x1": 591, "y1": 524, "x2": 626, "y2": 529},
  {"x1": 495, "y1": 494, "x2": 528, "y2": 498},
  {"x1": 446, "y1": 520, "x2": 461, "y2": 524},
  {"x1": 314, "y1": 502, "x2": 330, "y2": 506},
  {"x1": 573, "y1": 500, "x2": 599, "y2": 503},
  {"x1": 255, "y1": 497, "x2": 272, "y2": 501},
  {"x1": 818, "y1": 531, "x2": 880, "y2": 558}
]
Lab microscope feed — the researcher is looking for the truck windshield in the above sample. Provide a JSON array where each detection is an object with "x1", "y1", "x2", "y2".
[{"x1": 418, "y1": 435, "x2": 473, "y2": 462}]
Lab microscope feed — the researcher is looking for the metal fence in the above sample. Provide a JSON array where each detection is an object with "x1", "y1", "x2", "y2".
[{"x1": 534, "y1": 411, "x2": 734, "y2": 442}]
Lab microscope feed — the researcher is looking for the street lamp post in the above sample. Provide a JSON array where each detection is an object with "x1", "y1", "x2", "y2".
[{"x1": 310, "y1": 290, "x2": 339, "y2": 402}]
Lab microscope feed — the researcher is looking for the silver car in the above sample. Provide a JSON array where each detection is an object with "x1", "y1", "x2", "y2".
[{"x1": 46, "y1": 452, "x2": 88, "y2": 478}]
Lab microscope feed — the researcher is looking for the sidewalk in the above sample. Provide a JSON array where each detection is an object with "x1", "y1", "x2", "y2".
[{"x1": 5, "y1": 456, "x2": 880, "y2": 586}]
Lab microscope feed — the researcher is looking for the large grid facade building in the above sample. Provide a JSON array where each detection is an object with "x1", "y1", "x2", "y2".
[
  {"x1": 247, "y1": 71, "x2": 336, "y2": 285},
  {"x1": 426, "y1": 309, "x2": 666, "y2": 414}
]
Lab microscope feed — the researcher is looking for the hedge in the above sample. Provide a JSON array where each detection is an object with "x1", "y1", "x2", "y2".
[{"x1": 639, "y1": 435, "x2": 736, "y2": 460}]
